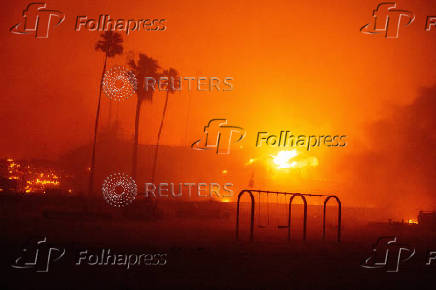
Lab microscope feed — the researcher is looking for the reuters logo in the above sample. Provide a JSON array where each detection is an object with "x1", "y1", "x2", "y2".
[
  {"x1": 102, "y1": 66, "x2": 137, "y2": 102},
  {"x1": 102, "y1": 172, "x2": 137, "y2": 207}
]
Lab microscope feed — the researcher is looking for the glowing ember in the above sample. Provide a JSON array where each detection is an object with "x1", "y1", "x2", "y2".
[
  {"x1": 2, "y1": 158, "x2": 68, "y2": 194},
  {"x1": 408, "y1": 219, "x2": 418, "y2": 224}
]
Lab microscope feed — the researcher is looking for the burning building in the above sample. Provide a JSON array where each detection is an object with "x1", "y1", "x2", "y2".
[{"x1": 0, "y1": 158, "x2": 73, "y2": 194}]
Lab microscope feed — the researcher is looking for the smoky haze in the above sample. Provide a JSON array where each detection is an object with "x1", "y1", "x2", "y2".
[
  {"x1": 339, "y1": 87, "x2": 436, "y2": 218},
  {"x1": 1, "y1": 0, "x2": 436, "y2": 222}
]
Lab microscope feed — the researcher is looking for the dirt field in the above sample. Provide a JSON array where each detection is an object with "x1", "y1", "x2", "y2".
[{"x1": 1, "y1": 195, "x2": 435, "y2": 290}]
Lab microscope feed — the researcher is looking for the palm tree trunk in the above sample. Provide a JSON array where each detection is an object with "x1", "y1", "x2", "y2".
[
  {"x1": 132, "y1": 97, "x2": 142, "y2": 179},
  {"x1": 88, "y1": 53, "x2": 107, "y2": 196},
  {"x1": 108, "y1": 99, "x2": 113, "y2": 129},
  {"x1": 151, "y1": 90, "x2": 170, "y2": 183},
  {"x1": 184, "y1": 92, "x2": 192, "y2": 146}
]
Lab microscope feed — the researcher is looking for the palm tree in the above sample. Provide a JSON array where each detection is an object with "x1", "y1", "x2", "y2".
[
  {"x1": 88, "y1": 31, "x2": 123, "y2": 195},
  {"x1": 151, "y1": 68, "x2": 180, "y2": 183},
  {"x1": 128, "y1": 53, "x2": 160, "y2": 179}
]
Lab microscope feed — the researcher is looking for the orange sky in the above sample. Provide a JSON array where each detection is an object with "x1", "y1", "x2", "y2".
[
  {"x1": 0, "y1": 1, "x2": 436, "y2": 159},
  {"x1": 1, "y1": 0, "x2": 435, "y2": 158},
  {"x1": 1, "y1": 0, "x2": 436, "y2": 215}
]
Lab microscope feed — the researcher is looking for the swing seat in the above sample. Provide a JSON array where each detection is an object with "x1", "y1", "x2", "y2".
[{"x1": 277, "y1": 225, "x2": 289, "y2": 229}]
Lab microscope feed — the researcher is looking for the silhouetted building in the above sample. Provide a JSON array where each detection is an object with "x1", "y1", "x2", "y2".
[{"x1": 418, "y1": 211, "x2": 436, "y2": 227}]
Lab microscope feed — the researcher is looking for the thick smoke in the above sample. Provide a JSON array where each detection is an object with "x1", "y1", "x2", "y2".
[{"x1": 342, "y1": 86, "x2": 436, "y2": 217}]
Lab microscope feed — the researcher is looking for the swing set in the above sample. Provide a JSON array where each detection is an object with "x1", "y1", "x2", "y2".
[{"x1": 235, "y1": 189, "x2": 342, "y2": 242}]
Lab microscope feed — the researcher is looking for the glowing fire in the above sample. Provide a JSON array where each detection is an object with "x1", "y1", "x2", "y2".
[
  {"x1": 24, "y1": 174, "x2": 60, "y2": 193},
  {"x1": 272, "y1": 150, "x2": 298, "y2": 169},
  {"x1": 408, "y1": 219, "x2": 418, "y2": 224},
  {"x1": 271, "y1": 150, "x2": 318, "y2": 169},
  {"x1": 3, "y1": 158, "x2": 64, "y2": 193}
]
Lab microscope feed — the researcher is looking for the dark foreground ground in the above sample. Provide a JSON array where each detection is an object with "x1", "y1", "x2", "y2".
[{"x1": 1, "y1": 194, "x2": 436, "y2": 290}]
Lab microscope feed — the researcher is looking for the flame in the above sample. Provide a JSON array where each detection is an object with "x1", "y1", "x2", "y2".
[
  {"x1": 271, "y1": 150, "x2": 319, "y2": 169},
  {"x1": 4, "y1": 158, "x2": 63, "y2": 193},
  {"x1": 24, "y1": 175, "x2": 60, "y2": 193},
  {"x1": 408, "y1": 219, "x2": 418, "y2": 224},
  {"x1": 272, "y1": 150, "x2": 298, "y2": 169},
  {"x1": 271, "y1": 149, "x2": 319, "y2": 169}
]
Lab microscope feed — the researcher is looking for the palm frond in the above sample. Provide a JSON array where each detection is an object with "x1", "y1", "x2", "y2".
[{"x1": 95, "y1": 31, "x2": 124, "y2": 57}]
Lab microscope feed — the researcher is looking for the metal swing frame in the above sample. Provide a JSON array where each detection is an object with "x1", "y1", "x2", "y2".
[{"x1": 235, "y1": 189, "x2": 342, "y2": 242}]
